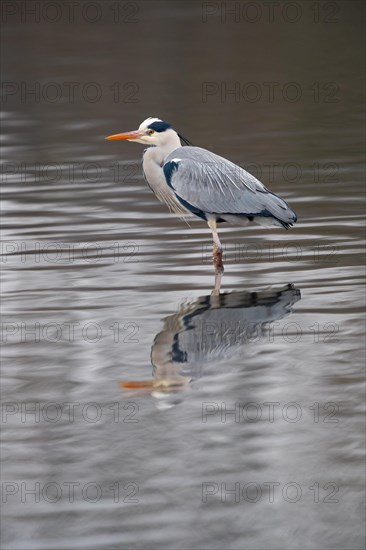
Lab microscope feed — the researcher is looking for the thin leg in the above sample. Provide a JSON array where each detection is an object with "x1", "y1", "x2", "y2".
[
  {"x1": 207, "y1": 218, "x2": 224, "y2": 272},
  {"x1": 212, "y1": 270, "x2": 223, "y2": 296}
]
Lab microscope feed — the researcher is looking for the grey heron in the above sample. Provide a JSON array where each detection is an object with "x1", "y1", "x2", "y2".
[
  {"x1": 106, "y1": 117, "x2": 297, "y2": 270},
  {"x1": 120, "y1": 284, "x2": 301, "y2": 395}
]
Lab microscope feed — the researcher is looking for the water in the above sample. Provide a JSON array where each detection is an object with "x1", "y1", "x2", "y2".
[{"x1": 1, "y1": 2, "x2": 365, "y2": 549}]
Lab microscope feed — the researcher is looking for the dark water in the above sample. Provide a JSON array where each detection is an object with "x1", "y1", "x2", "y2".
[{"x1": 1, "y1": 1, "x2": 365, "y2": 549}]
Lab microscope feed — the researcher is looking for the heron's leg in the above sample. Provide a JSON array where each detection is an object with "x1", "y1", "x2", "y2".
[
  {"x1": 207, "y1": 218, "x2": 224, "y2": 272},
  {"x1": 212, "y1": 270, "x2": 223, "y2": 296}
]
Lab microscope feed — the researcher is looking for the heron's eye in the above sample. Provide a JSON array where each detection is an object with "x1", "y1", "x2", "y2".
[{"x1": 148, "y1": 130, "x2": 155, "y2": 136}]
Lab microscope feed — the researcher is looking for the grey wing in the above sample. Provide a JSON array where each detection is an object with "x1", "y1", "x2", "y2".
[{"x1": 163, "y1": 147, "x2": 297, "y2": 227}]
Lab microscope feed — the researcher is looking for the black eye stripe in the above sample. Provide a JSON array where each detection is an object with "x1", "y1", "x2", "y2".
[{"x1": 147, "y1": 121, "x2": 172, "y2": 133}]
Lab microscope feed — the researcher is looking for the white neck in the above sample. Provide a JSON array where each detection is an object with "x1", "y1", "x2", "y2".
[{"x1": 156, "y1": 129, "x2": 182, "y2": 158}]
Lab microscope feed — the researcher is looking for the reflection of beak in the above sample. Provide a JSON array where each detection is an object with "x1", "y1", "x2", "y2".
[
  {"x1": 120, "y1": 377, "x2": 191, "y2": 392},
  {"x1": 105, "y1": 130, "x2": 144, "y2": 141}
]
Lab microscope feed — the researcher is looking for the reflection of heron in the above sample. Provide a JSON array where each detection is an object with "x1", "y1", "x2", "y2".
[
  {"x1": 121, "y1": 284, "x2": 301, "y2": 395},
  {"x1": 106, "y1": 117, "x2": 297, "y2": 271}
]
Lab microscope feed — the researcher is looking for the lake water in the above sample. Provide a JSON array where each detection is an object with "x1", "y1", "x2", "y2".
[{"x1": 1, "y1": 1, "x2": 365, "y2": 549}]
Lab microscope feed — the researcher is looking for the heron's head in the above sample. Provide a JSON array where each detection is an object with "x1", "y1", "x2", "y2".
[{"x1": 106, "y1": 117, "x2": 181, "y2": 146}]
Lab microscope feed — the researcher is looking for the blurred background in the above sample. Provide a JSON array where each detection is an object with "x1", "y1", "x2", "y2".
[{"x1": 1, "y1": 1, "x2": 365, "y2": 549}]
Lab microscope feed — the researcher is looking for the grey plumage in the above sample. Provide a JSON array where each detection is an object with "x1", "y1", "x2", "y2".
[
  {"x1": 106, "y1": 117, "x2": 298, "y2": 268},
  {"x1": 163, "y1": 147, "x2": 297, "y2": 228},
  {"x1": 153, "y1": 284, "x2": 301, "y2": 378},
  {"x1": 120, "y1": 284, "x2": 301, "y2": 396}
]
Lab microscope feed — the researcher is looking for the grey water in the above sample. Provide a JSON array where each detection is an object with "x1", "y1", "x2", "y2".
[{"x1": 1, "y1": 2, "x2": 365, "y2": 549}]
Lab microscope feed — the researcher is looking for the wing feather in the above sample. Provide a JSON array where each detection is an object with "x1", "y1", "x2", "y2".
[{"x1": 163, "y1": 147, "x2": 297, "y2": 226}]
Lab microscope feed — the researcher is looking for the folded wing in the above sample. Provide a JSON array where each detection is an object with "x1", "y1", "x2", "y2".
[{"x1": 163, "y1": 147, "x2": 297, "y2": 228}]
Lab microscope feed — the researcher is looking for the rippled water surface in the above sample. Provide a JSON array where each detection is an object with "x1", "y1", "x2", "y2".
[{"x1": 1, "y1": 2, "x2": 365, "y2": 549}]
